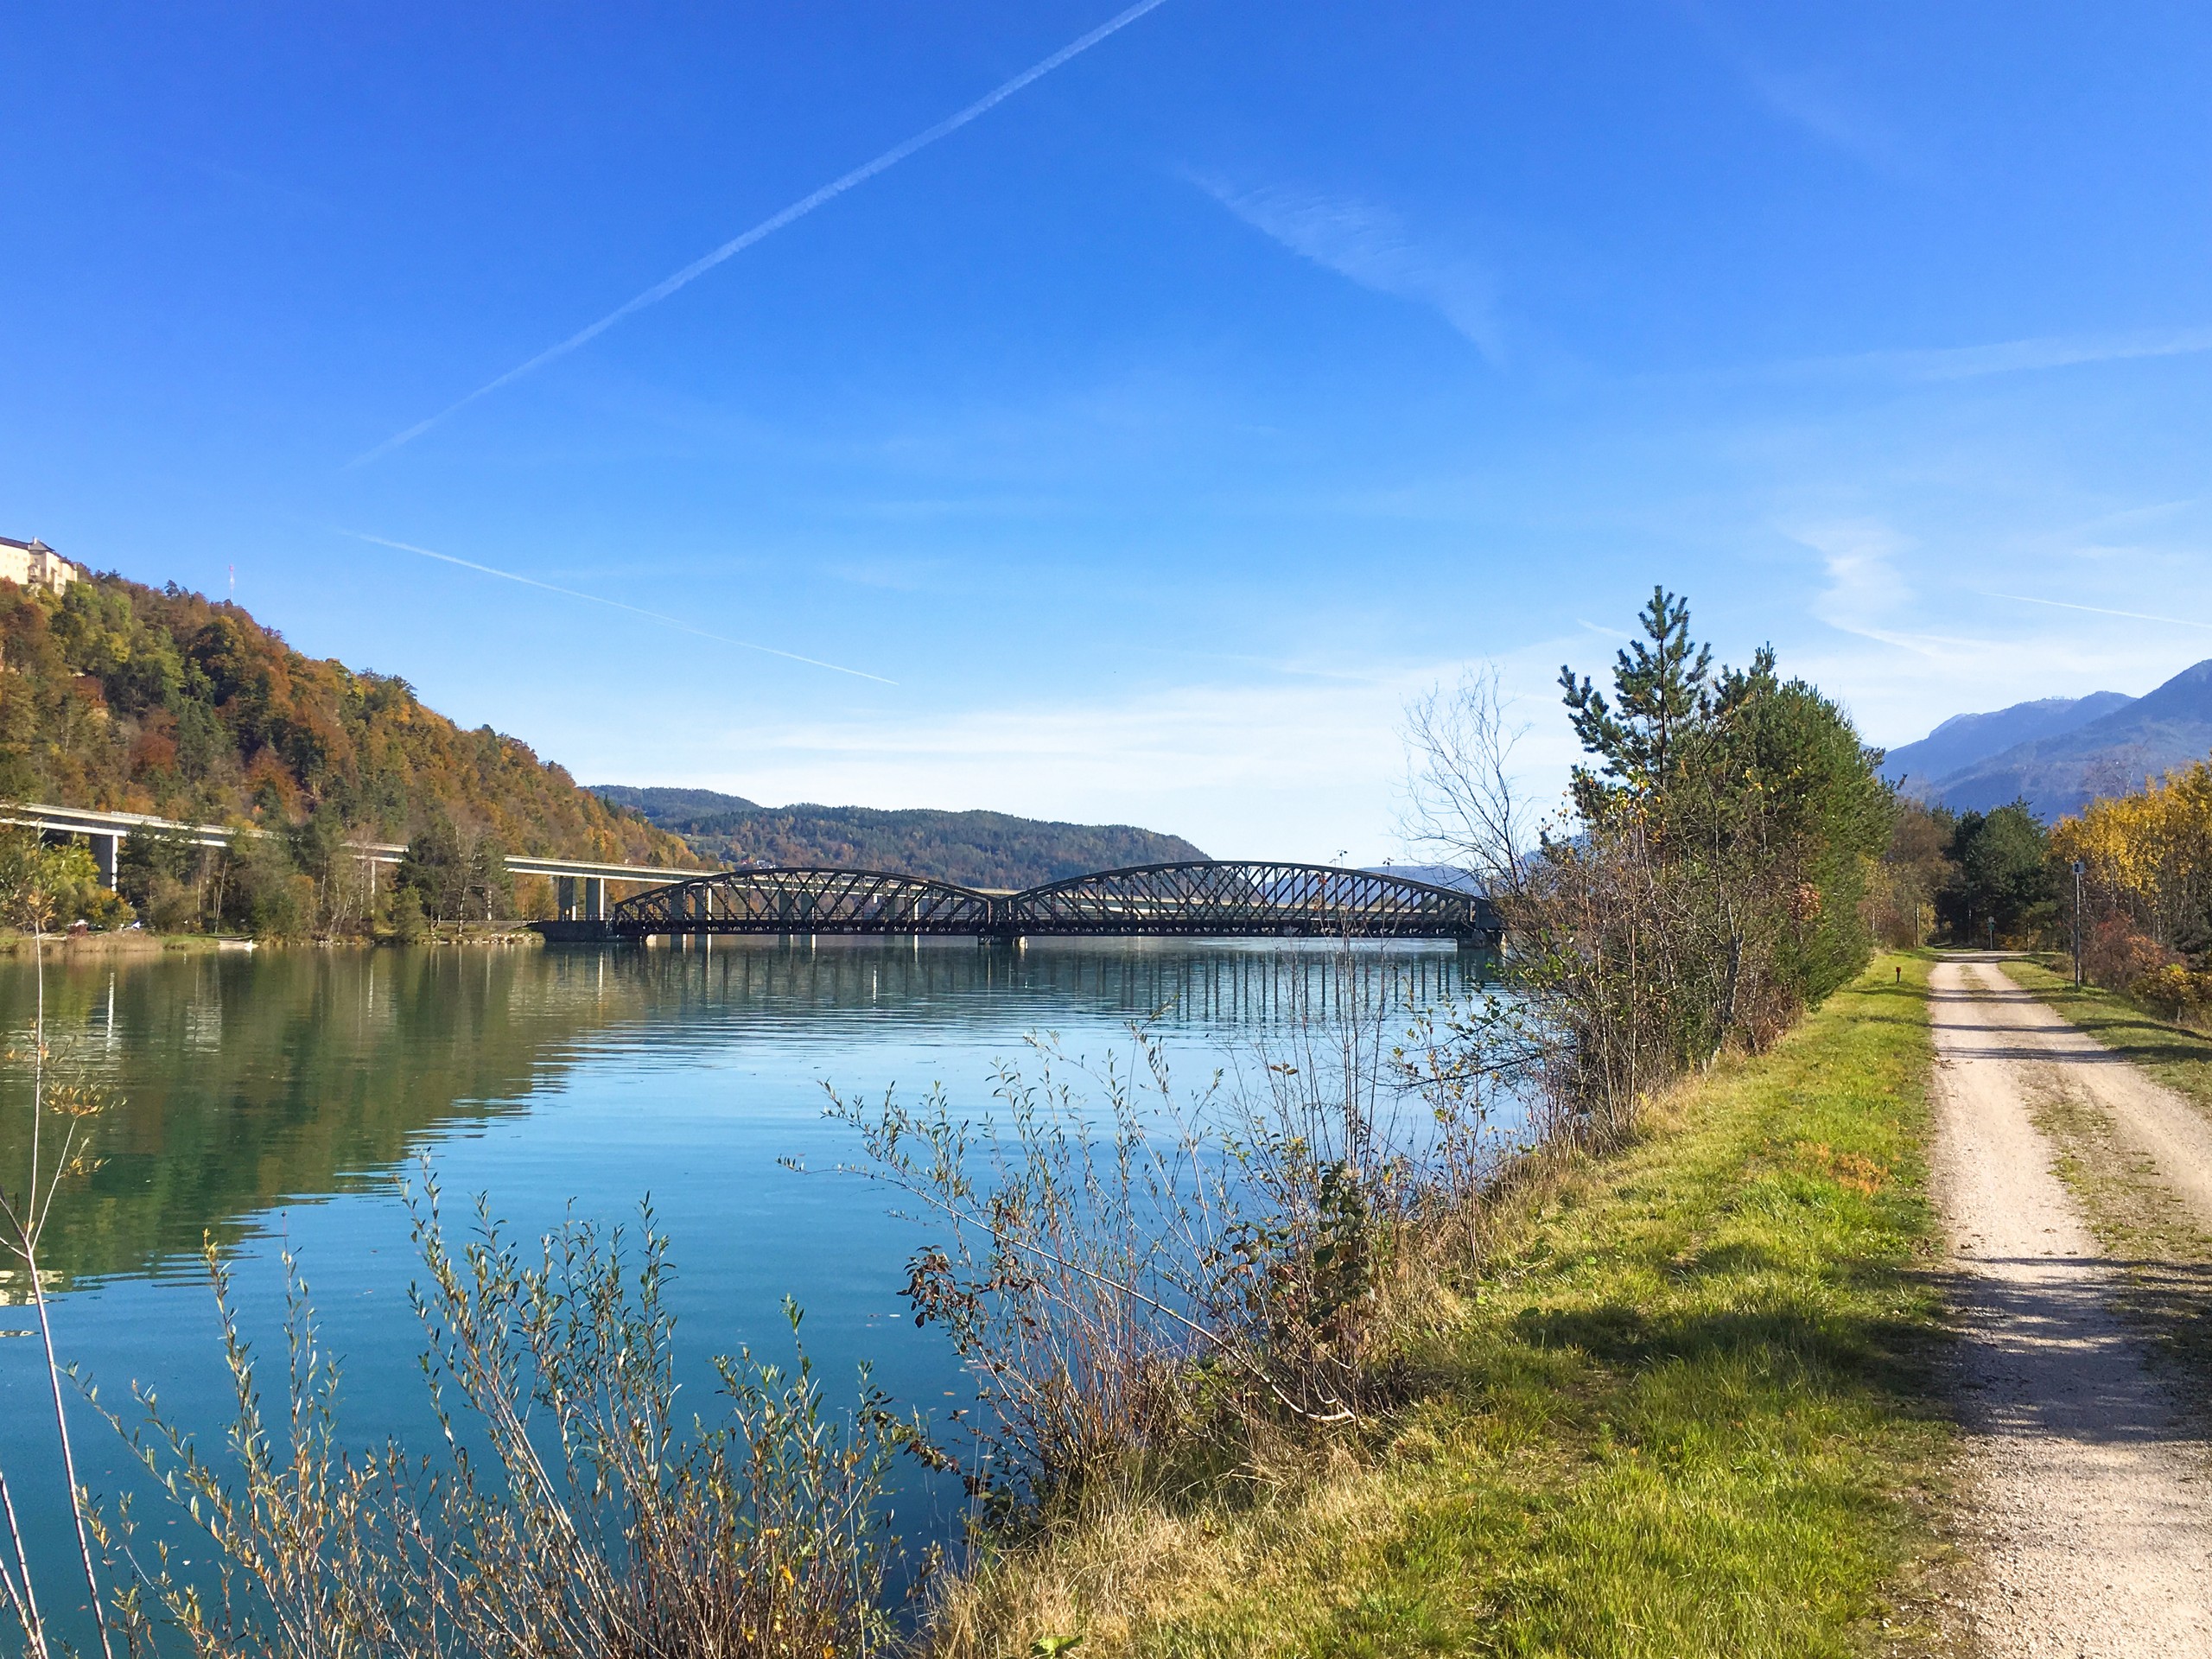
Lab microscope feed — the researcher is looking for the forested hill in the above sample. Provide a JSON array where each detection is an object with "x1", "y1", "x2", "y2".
[
  {"x1": 593, "y1": 785, "x2": 1206, "y2": 889},
  {"x1": 0, "y1": 571, "x2": 690, "y2": 865}
]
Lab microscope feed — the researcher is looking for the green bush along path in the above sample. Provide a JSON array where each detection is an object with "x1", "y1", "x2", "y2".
[{"x1": 996, "y1": 955, "x2": 1954, "y2": 1657}]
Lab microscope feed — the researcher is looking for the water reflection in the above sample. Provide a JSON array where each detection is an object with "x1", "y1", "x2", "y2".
[
  {"x1": 0, "y1": 939, "x2": 1484, "y2": 1289},
  {"x1": 0, "y1": 936, "x2": 1487, "y2": 1637}
]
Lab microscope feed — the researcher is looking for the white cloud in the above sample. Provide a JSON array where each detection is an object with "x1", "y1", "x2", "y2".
[
  {"x1": 1684, "y1": 5, "x2": 1909, "y2": 175},
  {"x1": 688, "y1": 677, "x2": 1429, "y2": 863},
  {"x1": 1793, "y1": 518, "x2": 1915, "y2": 639},
  {"x1": 1978, "y1": 591, "x2": 2212, "y2": 635},
  {"x1": 1790, "y1": 620, "x2": 2185, "y2": 753},
  {"x1": 1769, "y1": 518, "x2": 2209, "y2": 748},
  {"x1": 1194, "y1": 177, "x2": 1506, "y2": 363},
  {"x1": 1735, "y1": 66, "x2": 1904, "y2": 172},
  {"x1": 1786, "y1": 325, "x2": 2212, "y2": 385}
]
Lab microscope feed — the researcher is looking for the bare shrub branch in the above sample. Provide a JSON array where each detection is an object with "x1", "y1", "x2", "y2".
[
  {"x1": 1400, "y1": 666, "x2": 1540, "y2": 895},
  {"x1": 98, "y1": 1176, "x2": 905, "y2": 1659}
]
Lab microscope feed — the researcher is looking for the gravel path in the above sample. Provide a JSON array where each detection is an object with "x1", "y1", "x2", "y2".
[{"x1": 1930, "y1": 955, "x2": 2212, "y2": 1656}]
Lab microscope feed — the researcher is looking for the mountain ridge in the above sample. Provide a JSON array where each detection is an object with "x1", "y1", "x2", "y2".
[
  {"x1": 594, "y1": 785, "x2": 1206, "y2": 890},
  {"x1": 1883, "y1": 690, "x2": 2134, "y2": 798},
  {"x1": 1884, "y1": 658, "x2": 2212, "y2": 820}
]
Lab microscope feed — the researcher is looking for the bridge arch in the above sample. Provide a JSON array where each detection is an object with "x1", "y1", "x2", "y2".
[
  {"x1": 597, "y1": 860, "x2": 1495, "y2": 943},
  {"x1": 608, "y1": 866, "x2": 995, "y2": 935},
  {"x1": 1003, "y1": 860, "x2": 1491, "y2": 940}
]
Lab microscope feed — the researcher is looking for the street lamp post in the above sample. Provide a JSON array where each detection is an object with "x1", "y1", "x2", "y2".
[{"x1": 2072, "y1": 858, "x2": 2086, "y2": 988}]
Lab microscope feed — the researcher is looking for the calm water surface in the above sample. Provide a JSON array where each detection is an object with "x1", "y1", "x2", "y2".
[{"x1": 0, "y1": 938, "x2": 1481, "y2": 1611}]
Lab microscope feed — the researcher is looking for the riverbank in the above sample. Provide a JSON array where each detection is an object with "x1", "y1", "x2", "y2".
[
  {"x1": 937, "y1": 955, "x2": 1956, "y2": 1656},
  {"x1": 0, "y1": 928, "x2": 213, "y2": 957},
  {"x1": 0, "y1": 921, "x2": 550, "y2": 955}
]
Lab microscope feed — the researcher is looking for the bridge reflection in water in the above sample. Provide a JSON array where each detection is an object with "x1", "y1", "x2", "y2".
[
  {"x1": 634, "y1": 933, "x2": 1487, "y2": 1031},
  {"x1": 556, "y1": 861, "x2": 1499, "y2": 947}
]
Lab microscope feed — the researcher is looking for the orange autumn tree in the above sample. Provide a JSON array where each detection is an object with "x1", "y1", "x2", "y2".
[{"x1": 0, "y1": 569, "x2": 699, "y2": 933}]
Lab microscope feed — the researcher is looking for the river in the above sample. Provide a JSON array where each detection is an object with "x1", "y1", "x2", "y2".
[{"x1": 0, "y1": 937, "x2": 1483, "y2": 1622}]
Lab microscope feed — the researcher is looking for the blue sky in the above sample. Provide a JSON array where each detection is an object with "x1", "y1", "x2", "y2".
[{"x1": 7, "y1": 2, "x2": 2212, "y2": 861}]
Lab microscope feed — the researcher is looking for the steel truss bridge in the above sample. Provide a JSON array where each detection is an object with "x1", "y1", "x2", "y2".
[{"x1": 583, "y1": 861, "x2": 1497, "y2": 944}]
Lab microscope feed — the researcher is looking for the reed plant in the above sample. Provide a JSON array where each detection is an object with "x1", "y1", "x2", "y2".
[
  {"x1": 924, "y1": 957, "x2": 1954, "y2": 1657},
  {"x1": 0, "y1": 839, "x2": 120, "y2": 1659}
]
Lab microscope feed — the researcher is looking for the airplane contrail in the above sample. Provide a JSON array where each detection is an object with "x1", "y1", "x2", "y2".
[
  {"x1": 351, "y1": 0, "x2": 1175, "y2": 467},
  {"x1": 1983, "y1": 591, "x2": 2212, "y2": 632},
  {"x1": 346, "y1": 532, "x2": 897, "y2": 683}
]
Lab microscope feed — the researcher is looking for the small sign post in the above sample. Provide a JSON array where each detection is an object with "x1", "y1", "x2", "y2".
[{"x1": 2071, "y1": 859, "x2": 2086, "y2": 988}]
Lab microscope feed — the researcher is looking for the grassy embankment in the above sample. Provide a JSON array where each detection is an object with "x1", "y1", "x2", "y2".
[
  {"x1": 1996, "y1": 957, "x2": 2212, "y2": 1387},
  {"x1": 944, "y1": 956, "x2": 1955, "y2": 1658}
]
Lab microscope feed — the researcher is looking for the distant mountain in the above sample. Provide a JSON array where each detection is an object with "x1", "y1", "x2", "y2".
[
  {"x1": 1886, "y1": 659, "x2": 2212, "y2": 821},
  {"x1": 1936, "y1": 660, "x2": 2212, "y2": 819},
  {"x1": 593, "y1": 785, "x2": 1206, "y2": 890},
  {"x1": 593, "y1": 785, "x2": 766, "y2": 822},
  {"x1": 1883, "y1": 691, "x2": 2134, "y2": 799}
]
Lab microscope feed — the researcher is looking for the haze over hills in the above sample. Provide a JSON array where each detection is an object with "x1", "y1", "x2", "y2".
[
  {"x1": 1883, "y1": 658, "x2": 2212, "y2": 820},
  {"x1": 594, "y1": 785, "x2": 1206, "y2": 890}
]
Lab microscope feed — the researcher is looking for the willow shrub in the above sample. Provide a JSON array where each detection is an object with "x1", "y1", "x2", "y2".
[
  {"x1": 99, "y1": 1179, "x2": 906, "y2": 1659},
  {"x1": 823, "y1": 963, "x2": 1522, "y2": 1512}
]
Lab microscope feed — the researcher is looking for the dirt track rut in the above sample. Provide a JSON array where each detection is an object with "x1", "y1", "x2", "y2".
[{"x1": 1930, "y1": 955, "x2": 2212, "y2": 1656}]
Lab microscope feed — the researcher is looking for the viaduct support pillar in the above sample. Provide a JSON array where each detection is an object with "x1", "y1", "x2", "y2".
[
  {"x1": 556, "y1": 875, "x2": 577, "y2": 921},
  {"x1": 584, "y1": 876, "x2": 606, "y2": 921},
  {"x1": 89, "y1": 832, "x2": 118, "y2": 892}
]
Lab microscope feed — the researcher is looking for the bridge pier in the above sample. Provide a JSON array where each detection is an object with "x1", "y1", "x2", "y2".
[
  {"x1": 534, "y1": 918, "x2": 615, "y2": 943},
  {"x1": 1457, "y1": 933, "x2": 1503, "y2": 983},
  {"x1": 89, "y1": 831, "x2": 118, "y2": 892},
  {"x1": 552, "y1": 876, "x2": 608, "y2": 922},
  {"x1": 554, "y1": 876, "x2": 607, "y2": 920},
  {"x1": 39, "y1": 827, "x2": 121, "y2": 891}
]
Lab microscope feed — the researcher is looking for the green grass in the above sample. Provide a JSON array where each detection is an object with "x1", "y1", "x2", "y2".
[{"x1": 949, "y1": 957, "x2": 1957, "y2": 1658}]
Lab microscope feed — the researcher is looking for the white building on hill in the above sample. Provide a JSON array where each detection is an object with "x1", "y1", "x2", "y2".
[{"x1": 0, "y1": 537, "x2": 78, "y2": 594}]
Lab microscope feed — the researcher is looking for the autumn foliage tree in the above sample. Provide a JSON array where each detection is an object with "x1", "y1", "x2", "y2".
[
  {"x1": 2050, "y1": 760, "x2": 2212, "y2": 1003},
  {"x1": 0, "y1": 571, "x2": 697, "y2": 933}
]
